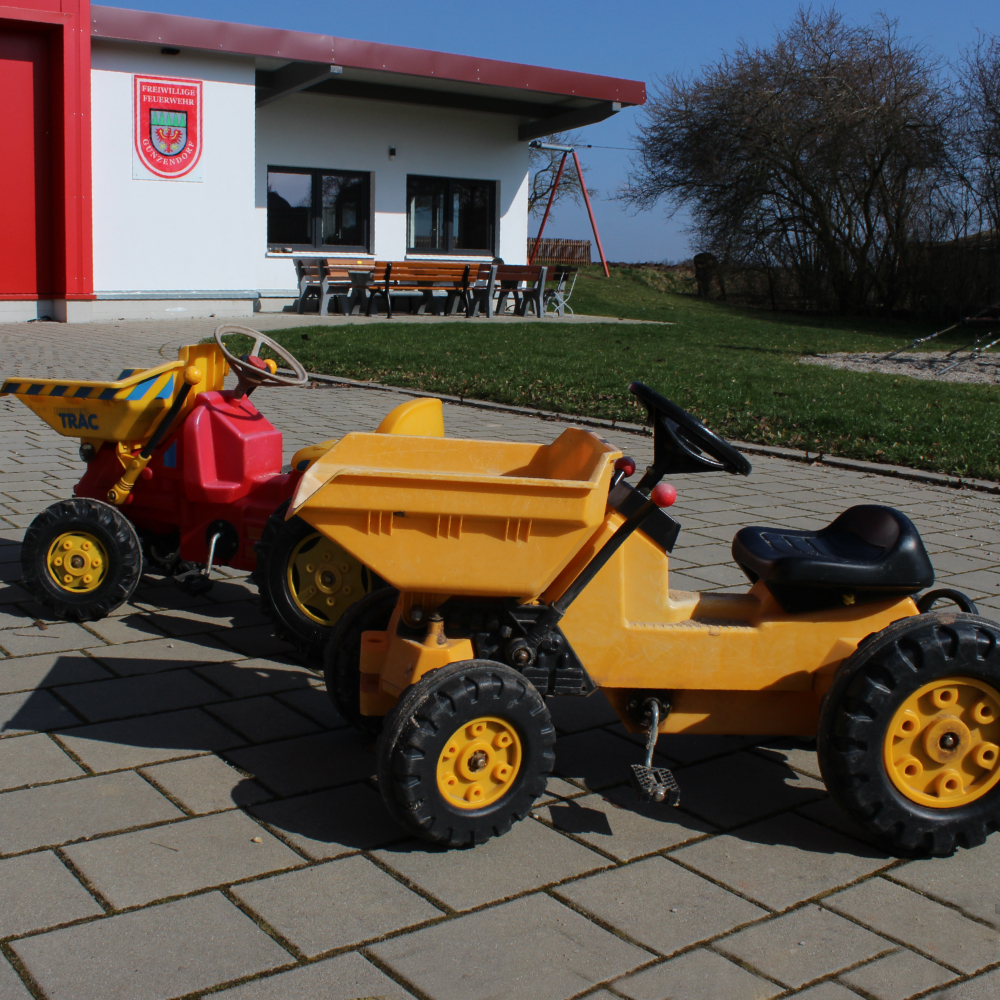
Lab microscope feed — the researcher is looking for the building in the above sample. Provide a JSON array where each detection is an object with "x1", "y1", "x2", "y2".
[{"x1": 1, "y1": 1, "x2": 644, "y2": 322}]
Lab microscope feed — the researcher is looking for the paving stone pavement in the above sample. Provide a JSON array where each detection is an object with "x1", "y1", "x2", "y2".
[{"x1": 1, "y1": 319, "x2": 1000, "y2": 1000}]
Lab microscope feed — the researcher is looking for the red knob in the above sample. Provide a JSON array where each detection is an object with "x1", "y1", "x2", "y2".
[
  {"x1": 652, "y1": 483, "x2": 677, "y2": 507},
  {"x1": 614, "y1": 456, "x2": 636, "y2": 476}
]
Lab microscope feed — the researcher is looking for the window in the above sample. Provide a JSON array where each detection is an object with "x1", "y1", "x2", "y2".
[
  {"x1": 407, "y1": 175, "x2": 496, "y2": 255},
  {"x1": 267, "y1": 167, "x2": 371, "y2": 252}
]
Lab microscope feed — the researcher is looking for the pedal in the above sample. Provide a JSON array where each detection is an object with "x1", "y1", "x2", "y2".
[
  {"x1": 174, "y1": 570, "x2": 213, "y2": 596},
  {"x1": 630, "y1": 764, "x2": 680, "y2": 805}
]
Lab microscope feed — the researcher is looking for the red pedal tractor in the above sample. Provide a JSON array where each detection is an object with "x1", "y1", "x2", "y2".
[{"x1": 2, "y1": 327, "x2": 382, "y2": 639}]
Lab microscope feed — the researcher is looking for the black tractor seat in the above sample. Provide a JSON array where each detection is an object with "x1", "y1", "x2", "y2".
[{"x1": 731, "y1": 505, "x2": 934, "y2": 613}]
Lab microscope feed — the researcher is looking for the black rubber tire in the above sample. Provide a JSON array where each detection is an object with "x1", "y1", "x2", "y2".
[
  {"x1": 253, "y1": 499, "x2": 383, "y2": 665},
  {"x1": 21, "y1": 498, "x2": 142, "y2": 622},
  {"x1": 818, "y1": 610, "x2": 1000, "y2": 856},
  {"x1": 376, "y1": 659, "x2": 555, "y2": 846},
  {"x1": 323, "y1": 586, "x2": 399, "y2": 736}
]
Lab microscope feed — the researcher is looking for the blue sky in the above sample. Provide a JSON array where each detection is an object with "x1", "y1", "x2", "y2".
[{"x1": 107, "y1": 1, "x2": 998, "y2": 261}]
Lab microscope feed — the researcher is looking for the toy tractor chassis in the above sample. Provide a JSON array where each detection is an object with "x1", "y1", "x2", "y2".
[{"x1": 291, "y1": 381, "x2": 992, "y2": 856}]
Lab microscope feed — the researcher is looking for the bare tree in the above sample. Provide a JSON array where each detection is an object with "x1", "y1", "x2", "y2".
[
  {"x1": 955, "y1": 34, "x2": 1000, "y2": 239},
  {"x1": 620, "y1": 8, "x2": 952, "y2": 313},
  {"x1": 528, "y1": 132, "x2": 596, "y2": 216}
]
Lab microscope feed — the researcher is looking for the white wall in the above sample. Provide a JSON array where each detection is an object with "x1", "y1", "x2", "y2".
[
  {"x1": 91, "y1": 42, "x2": 531, "y2": 295},
  {"x1": 91, "y1": 43, "x2": 259, "y2": 293},
  {"x1": 255, "y1": 92, "x2": 530, "y2": 291}
]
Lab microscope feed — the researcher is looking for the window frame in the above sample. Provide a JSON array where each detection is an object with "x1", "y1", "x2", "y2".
[
  {"x1": 406, "y1": 174, "x2": 497, "y2": 256},
  {"x1": 266, "y1": 165, "x2": 372, "y2": 254}
]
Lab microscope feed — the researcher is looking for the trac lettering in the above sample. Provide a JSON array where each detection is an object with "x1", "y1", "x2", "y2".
[{"x1": 57, "y1": 412, "x2": 99, "y2": 430}]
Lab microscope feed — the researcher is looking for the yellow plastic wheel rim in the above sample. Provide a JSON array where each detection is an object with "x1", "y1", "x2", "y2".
[
  {"x1": 436, "y1": 717, "x2": 522, "y2": 810},
  {"x1": 287, "y1": 532, "x2": 371, "y2": 626},
  {"x1": 883, "y1": 676, "x2": 1000, "y2": 808},
  {"x1": 46, "y1": 531, "x2": 108, "y2": 594}
]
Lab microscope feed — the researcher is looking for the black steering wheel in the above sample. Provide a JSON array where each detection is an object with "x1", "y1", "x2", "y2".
[
  {"x1": 214, "y1": 325, "x2": 309, "y2": 398},
  {"x1": 629, "y1": 381, "x2": 751, "y2": 490}
]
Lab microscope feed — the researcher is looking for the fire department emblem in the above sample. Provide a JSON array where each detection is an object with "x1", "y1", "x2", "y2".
[
  {"x1": 134, "y1": 75, "x2": 202, "y2": 179},
  {"x1": 150, "y1": 110, "x2": 187, "y2": 156}
]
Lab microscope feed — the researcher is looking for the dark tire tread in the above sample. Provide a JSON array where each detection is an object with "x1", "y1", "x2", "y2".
[
  {"x1": 253, "y1": 500, "x2": 382, "y2": 666},
  {"x1": 818, "y1": 610, "x2": 1000, "y2": 856},
  {"x1": 21, "y1": 498, "x2": 142, "y2": 622},
  {"x1": 376, "y1": 659, "x2": 555, "y2": 846},
  {"x1": 323, "y1": 587, "x2": 399, "y2": 735}
]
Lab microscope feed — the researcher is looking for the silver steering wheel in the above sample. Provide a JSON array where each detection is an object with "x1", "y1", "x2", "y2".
[{"x1": 214, "y1": 325, "x2": 309, "y2": 398}]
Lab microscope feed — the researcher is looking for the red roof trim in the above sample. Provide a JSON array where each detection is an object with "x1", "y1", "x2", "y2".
[{"x1": 91, "y1": 5, "x2": 645, "y2": 106}]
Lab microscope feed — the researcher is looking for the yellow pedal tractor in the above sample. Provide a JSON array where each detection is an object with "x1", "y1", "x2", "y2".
[
  {"x1": 0, "y1": 327, "x2": 393, "y2": 641},
  {"x1": 290, "y1": 381, "x2": 994, "y2": 856}
]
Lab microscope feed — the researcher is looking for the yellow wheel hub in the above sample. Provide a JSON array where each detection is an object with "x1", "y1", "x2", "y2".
[
  {"x1": 46, "y1": 531, "x2": 108, "y2": 594},
  {"x1": 288, "y1": 533, "x2": 370, "y2": 626},
  {"x1": 437, "y1": 717, "x2": 522, "y2": 809},
  {"x1": 884, "y1": 676, "x2": 1000, "y2": 808}
]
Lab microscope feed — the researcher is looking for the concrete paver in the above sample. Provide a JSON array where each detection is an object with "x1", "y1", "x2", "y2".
[
  {"x1": 370, "y1": 892, "x2": 650, "y2": 1000},
  {"x1": 0, "y1": 958, "x2": 33, "y2": 1000},
  {"x1": 541, "y1": 786, "x2": 712, "y2": 860},
  {"x1": 55, "y1": 707, "x2": 244, "y2": 771},
  {"x1": 0, "y1": 689, "x2": 80, "y2": 734},
  {"x1": 614, "y1": 948, "x2": 781, "y2": 1000},
  {"x1": 715, "y1": 904, "x2": 890, "y2": 988},
  {"x1": 553, "y1": 727, "x2": 675, "y2": 789},
  {"x1": 793, "y1": 985, "x2": 864, "y2": 1000},
  {"x1": 0, "y1": 770, "x2": 182, "y2": 854},
  {"x1": 840, "y1": 948, "x2": 957, "y2": 1000},
  {"x1": 225, "y1": 729, "x2": 375, "y2": 796},
  {"x1": 82, "y1": 633, "x2": 239, "y2": 675},
  {"x1": 211, "y1": 951, "x2": 418, "y2": 999},
  {"x1": 375, "y1": 816, "x2": 608, "y2": 911},
  {"x1": 0, "y1": 851, "x2": 103, "y2": 937},
  {"x1": 555, "y1": 856, "x2": 766, "y2": 954},
  {"x1": 141, "y1": 753, "x2": 271, "y2": 815},
  {"x1": 673, "y1": 750, "x2": 827, "y2": 828},
  {"x1": 672, "y1": 813, "x2": 891, "y2": 909},
  {"x1": 207, "y1": 694, "x2": 322, "y2": 743},
  {"x1": 0, "y1": 733, "x2": 84, "y2": 790},
  {"x1": 1, "y1": 319, "x2": 999, "y2": 999},
  {"x1": 11, "y1": 892, "x2": 292, "y2": 1000},
  {"x1": 0, "y1": 651, "x2": 111, "y2": 694},
  {"x1": 251, "y1": 783, "x2": 405, "y2": 859},
  {"x1": 825, "y1": 879, "x2": 1000, "y2": 974},
  {"x1": 62, "y1": 810, "x2": 302, "y2": 908},
  {"x1": 890, "y1": 837, "x2": 1000, "y2": 927},
  {"x1": 231, "y1": 854, "x2": 441, "y2": 956},
  {"x1": 54, "y1": 668, "x2": 225, "y2": 722},
  {"x1": 193, "y1": 656, "x2": 320, "y2": 698},
  {"x1": 925, "y1": 966, "x2": 1000, "y2": 998}
]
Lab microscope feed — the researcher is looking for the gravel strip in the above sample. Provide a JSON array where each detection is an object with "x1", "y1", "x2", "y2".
[{"x1": 799, "y1": 350, "x2": 1000, "y2": 384}]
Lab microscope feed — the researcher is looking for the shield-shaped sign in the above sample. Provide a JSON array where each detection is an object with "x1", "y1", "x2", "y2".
[
  {"x1": 149, "y1": 110, "x2": 188, "y2": 157},
  {"x1": 134, "y1": 76, "x2": 202, "y2": 179}
]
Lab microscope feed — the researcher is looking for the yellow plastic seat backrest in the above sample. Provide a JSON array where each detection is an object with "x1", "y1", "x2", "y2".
[{"x1": 376, "y1": 397, "x2": 445, "y2": 436}]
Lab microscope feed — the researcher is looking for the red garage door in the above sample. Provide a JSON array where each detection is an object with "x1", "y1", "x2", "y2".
[{"x1": 0, "y1": 27, "x2": 53, "y2": 297}]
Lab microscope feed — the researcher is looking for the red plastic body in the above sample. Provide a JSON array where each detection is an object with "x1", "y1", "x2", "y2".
[{"x1": 75, "y1": 390, "x2": 301, "y2": 569}]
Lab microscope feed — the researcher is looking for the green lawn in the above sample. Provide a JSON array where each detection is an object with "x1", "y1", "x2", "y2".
[{"x1": 248, "y1": 267, "x2": 1000, "y2": 480}]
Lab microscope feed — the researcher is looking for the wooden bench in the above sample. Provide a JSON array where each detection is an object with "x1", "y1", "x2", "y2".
[
  {"x1": 490, "y1": 264, "x2": 548, "y2": 318},
  {"x1": 364, "y1": 261, "x2": 495, "y2": 319},
  {"x1": 293, "y1": 259, "x2": 374, "y2": 315}
]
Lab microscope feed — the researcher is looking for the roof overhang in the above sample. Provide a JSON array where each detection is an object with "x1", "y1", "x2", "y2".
[{"x1": 91, "y1": 5, "x2": 644, "y2": 141}]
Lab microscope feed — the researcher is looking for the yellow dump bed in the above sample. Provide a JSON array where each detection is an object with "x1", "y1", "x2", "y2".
[
  {"x1": 0, "y1": 344, "x2": 227, "y2": 444},
  {"x1": 290, "y1": 426, "x2": 620, "y2": 599}
]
